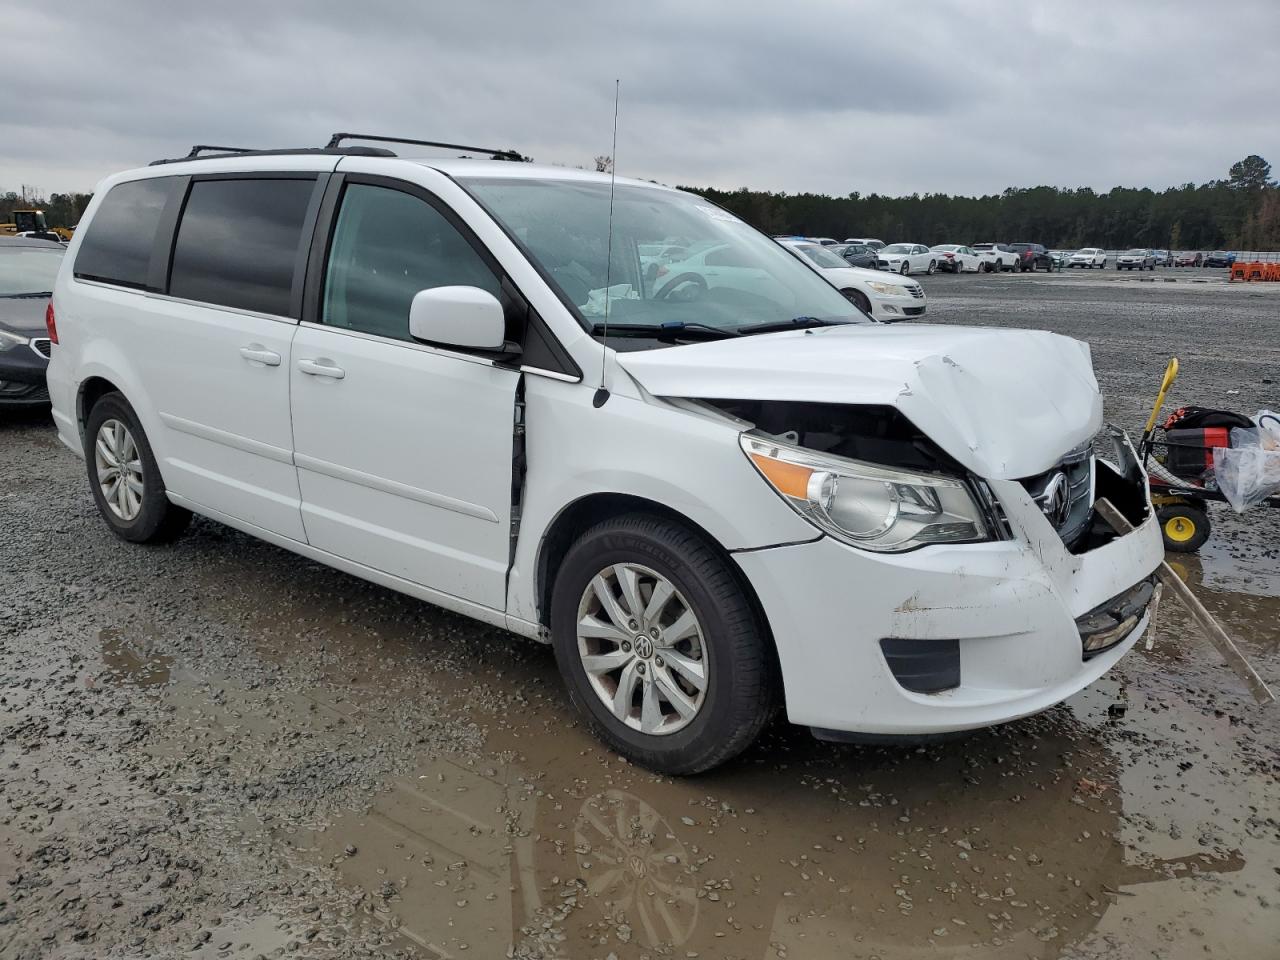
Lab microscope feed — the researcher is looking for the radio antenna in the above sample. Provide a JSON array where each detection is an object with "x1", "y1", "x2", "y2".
[{"x1": 593, "y1": 79, "x2": 620, "y2": 409}]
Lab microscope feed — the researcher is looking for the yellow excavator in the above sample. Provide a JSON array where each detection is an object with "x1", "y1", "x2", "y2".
[{"x1": 0, "y1": 209, "x2": 72, "y2": 241}]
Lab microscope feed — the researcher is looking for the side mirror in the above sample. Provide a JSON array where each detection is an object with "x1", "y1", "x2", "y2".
[{"x1": 408, "y1": 286, "x2": 509, "y2": 352}]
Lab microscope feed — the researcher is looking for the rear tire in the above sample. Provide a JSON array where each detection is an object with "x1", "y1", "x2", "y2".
[
  {"x1": 549, "y1": 514, "x2": 775, "y2": 775},
  {"x1": 926, "y1": 260, "x2": 937, "y2": 275},
  {"x1": 84, "y1": 392, "x2": 191, "y2": 544}
]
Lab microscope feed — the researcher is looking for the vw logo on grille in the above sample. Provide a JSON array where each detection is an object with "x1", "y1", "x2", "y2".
[{"x1": 1039, "y1": 472, "x2": 1072, "y2": 528}]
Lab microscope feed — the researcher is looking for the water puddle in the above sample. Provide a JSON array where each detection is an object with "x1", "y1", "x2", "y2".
[
  {"x1": 136, "y1": 529, "x2": 1279, "y2": 958},
  {"x1": 98, "y1": 625, "x2": 174, "y2": 686}
]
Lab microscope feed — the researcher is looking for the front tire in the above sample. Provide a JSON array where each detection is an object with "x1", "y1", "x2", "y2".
[
  {"x1": 550, "y1": 514, "x2": 775, "y2": 775},
  {"x1": 899, "y1": 262, "x2": 910, "y2": 275},
  {"x1": 842, "y1": 288, "x2": 873, "y2": 315},
  {"x1": 84, "y1": 392, "x2": 191, "y2": 544}
]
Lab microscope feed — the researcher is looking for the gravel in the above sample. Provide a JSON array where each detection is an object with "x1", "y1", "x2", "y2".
[{"x1": 2, "y1": 270, "x2": 1277, "y2": 958}]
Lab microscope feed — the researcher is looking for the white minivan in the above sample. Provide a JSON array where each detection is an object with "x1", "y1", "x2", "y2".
[{"x1": 45, "y1": 139, "x2": 1164, "y2": 774}]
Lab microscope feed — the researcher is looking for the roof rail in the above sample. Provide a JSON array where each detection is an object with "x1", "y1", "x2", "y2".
[
  {"x1": 326, "y1": 132, "x2": 527, "y2": 161},
  {"x1": 149, "y1": 144, "x2": 398, "y2": 166},
  {"x1": 185, "y1": 144, "x2": 258, "y2": 158}
]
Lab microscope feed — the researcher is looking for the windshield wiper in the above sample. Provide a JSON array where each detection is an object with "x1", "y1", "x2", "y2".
[
  {"x1": 736, "y1": 316, "x2": 846, "y2": 335},
  {"x1": 0, "y1": 292, "x2": 53, "y2": 299},
  {"x1": 589, "y1": 321, "x2": 740, "y2": 341}
]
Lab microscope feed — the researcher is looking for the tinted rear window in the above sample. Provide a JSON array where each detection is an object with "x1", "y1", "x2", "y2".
[
  {"x1": 74, "y1": 177, "x2": 182, "y2": 289},
  {"x1": 169, "y1": 178, "x2": 315, "y2": 316}
]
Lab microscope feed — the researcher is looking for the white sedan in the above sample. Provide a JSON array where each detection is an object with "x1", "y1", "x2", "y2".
[
  {"x1": 875, "y1": 243, "x2": 938, "y2": 275},
  {"x1": 929, "y1": 244, "x2": 984, "y2": 273},
  {"x1": 779, "y1": 240, "x2": 927, "y2": 322},
  {"x1": 1068, "y1": 247, "x2": 1107, "y2": 268}
]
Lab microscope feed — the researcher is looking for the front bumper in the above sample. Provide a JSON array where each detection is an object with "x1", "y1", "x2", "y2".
[
  {"x1": 734, "y1": 448, "x2": 1163, "y2": 735},
  {"x1": 0, "y1": 342, "x2": 50, "y2": 406},
  {"x1": 869, "y1": 294, "x2": 926, "y2": 322}
]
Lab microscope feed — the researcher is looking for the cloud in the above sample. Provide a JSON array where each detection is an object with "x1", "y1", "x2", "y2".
[{"x1": 3, "y1": 0, "x2": 1277, "y2": 197}]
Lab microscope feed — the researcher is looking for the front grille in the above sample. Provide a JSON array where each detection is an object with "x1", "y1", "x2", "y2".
[
  {"x1": 906, "y1": 284, "x2": 924, "y2": 299},
  {"x1": 1020, "y1": 440, "x2": 1094, "y2": 548},
  {"x1": 902, "y1": 306, "x2": 926, "y2": 316},
  {"x1": 30, "y1": 338, "x2": 52, "y2": 359}
]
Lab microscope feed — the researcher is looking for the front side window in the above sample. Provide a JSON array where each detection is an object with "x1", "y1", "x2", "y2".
[
  {"x1": 462, "y1": 177, "x2": 867, "y2": 344},
  {"x1": 169, "y1": 177, "x2": 315, "y2": 316},
  {"x1": 74, "y1": 177, "x2": 182, "y2": 289},
  {"x1": 322, "y1": 183, "x2": 499, "y2": 342}
]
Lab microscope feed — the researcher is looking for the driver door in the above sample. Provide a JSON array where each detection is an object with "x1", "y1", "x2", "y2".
[{"x1": 289, "y1": 175, "x2": 519, "y2": 611}]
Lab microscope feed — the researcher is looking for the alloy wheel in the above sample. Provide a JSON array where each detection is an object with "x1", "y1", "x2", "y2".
[
  {"x1": 94, "y1": 418, "x2": 144, "y2": 521},
  {"x1": 576, "y1": 563, "x2": 709, "y2": 735}
]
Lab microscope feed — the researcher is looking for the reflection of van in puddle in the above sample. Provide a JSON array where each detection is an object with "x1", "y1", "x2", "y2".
[
  {"x1": 301, "y1": 719, "x2": 1234, "y2": 959},
  {"x1": 50, "y1": 138, "x2": 1162, "y2": 773}
]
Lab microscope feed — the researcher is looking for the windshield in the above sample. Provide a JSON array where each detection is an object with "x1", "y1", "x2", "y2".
[
  {"x1": 0, "y1": 246, "x2": 63, "y2": 296},
  {"x1": 462, "y1": 178, "x2": 868, "y2": 338},
  {"x1": 881, "y1": 244, "x2": 912, "y2": 254},
  {"x1": 792, "y1": 243, "x2": 850, "y2": 269},
  {"x1": 930, "y1": 245, "x2": 958, "y2": 252},
  {"x1": 1124, "y1": 249, "x2": 1148, "y2": 255}
]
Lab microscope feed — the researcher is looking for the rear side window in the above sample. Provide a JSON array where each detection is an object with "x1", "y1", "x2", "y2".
[
  {"x1": 169, "y1": 178, "x2": 315, "y2": 316},
  {"x1": 74, "y1": 177, "x2": 181, "y2": 289}
]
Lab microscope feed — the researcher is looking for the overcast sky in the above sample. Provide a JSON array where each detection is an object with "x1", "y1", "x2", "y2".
[{"x1": 4, "y1": 0, "x2": 1277, "y2": 199}]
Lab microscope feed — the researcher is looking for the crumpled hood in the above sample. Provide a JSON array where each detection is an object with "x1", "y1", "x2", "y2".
[{"x1": 617, "y1": 323, "x2": 1102, "y2": 480}]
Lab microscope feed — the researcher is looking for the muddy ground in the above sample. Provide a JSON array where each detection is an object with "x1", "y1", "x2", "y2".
[{"x1": 2, "y1": 270, "x2": 1278, "y2": 960}]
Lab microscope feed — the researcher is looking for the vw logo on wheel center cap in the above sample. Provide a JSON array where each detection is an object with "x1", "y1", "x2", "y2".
[{"x1": 633, "y1": 635, "x2": 654, "y2": 659}]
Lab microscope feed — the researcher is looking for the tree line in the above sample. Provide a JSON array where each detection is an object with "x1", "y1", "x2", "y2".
[
  {"x1": 682, "y1": 155, "x2": 1279, "y2": 251},
  {"x1": 1, "y1": 190, "x2": 93, "y2": 229},
  {"x1": 5, "y1": 155, "x2": 1277, "y2": 251}
]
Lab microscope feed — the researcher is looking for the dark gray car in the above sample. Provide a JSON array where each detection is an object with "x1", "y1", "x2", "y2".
[
  {"x1": 0, "y1": 237, "x2": 63, "y2": 407},
  {"x1": 829, "y1": 242, "x2": 879, "y2": 270}
]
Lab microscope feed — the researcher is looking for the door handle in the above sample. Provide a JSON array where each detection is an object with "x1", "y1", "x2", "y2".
[
  {"x1": 239, "y1": 344, "x2": 281, "y2": 366},
  {"x1": 297, "y1": 358, "x2": 346, "y2": 380}
]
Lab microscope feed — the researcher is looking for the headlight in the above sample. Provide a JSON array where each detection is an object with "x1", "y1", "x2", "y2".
[
  {"x1": 0, "y1": 329, "x2": 30, "y2": 352},
  {"x1": 740, "y1": 435, "x2": 989, "y2": 552},
  {"x1": 865, "y1": 281, "x2": 903, "y2": 296}
]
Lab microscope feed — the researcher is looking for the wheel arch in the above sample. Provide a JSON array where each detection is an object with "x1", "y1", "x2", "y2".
[
  {"x1": 77, "y1": 375, "x2": 125, "y2": 441},
  {"x1": 533, "y1": 492, "x2": 782, "y2": 682}
]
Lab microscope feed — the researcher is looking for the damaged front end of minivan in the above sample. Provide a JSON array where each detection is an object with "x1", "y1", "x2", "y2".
[{"x1": 617, "y1": 325, "x2": 1164, "y2": 738}]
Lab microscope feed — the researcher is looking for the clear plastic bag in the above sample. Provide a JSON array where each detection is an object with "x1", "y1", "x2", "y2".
[{"x1": 1214, "y1": 415, "x2": 1280, "y2": 512}]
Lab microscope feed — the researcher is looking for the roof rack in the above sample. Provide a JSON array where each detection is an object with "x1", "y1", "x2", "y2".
[
  {"x1": 326, "y1": 132, "x2": 526, "y2": 161},
  {"x1": 149, "y1": 132, "x2": 527, "y2": 167},
  {"x1": 149, "y1": 144, "x2": 397, "y2": 166},
  {"x1": 185, "y1": 144, "x2": 258, "y2": 158}
]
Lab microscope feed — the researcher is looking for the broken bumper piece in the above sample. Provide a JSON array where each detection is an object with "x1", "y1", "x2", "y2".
[{"x1": 1077, "y1": 576, "x2": 1159, "y2": 658}]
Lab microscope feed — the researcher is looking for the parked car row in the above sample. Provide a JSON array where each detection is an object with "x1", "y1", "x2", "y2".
[{"x1": 776, "y1": 235, "x2": 1247, "y2": 276}]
